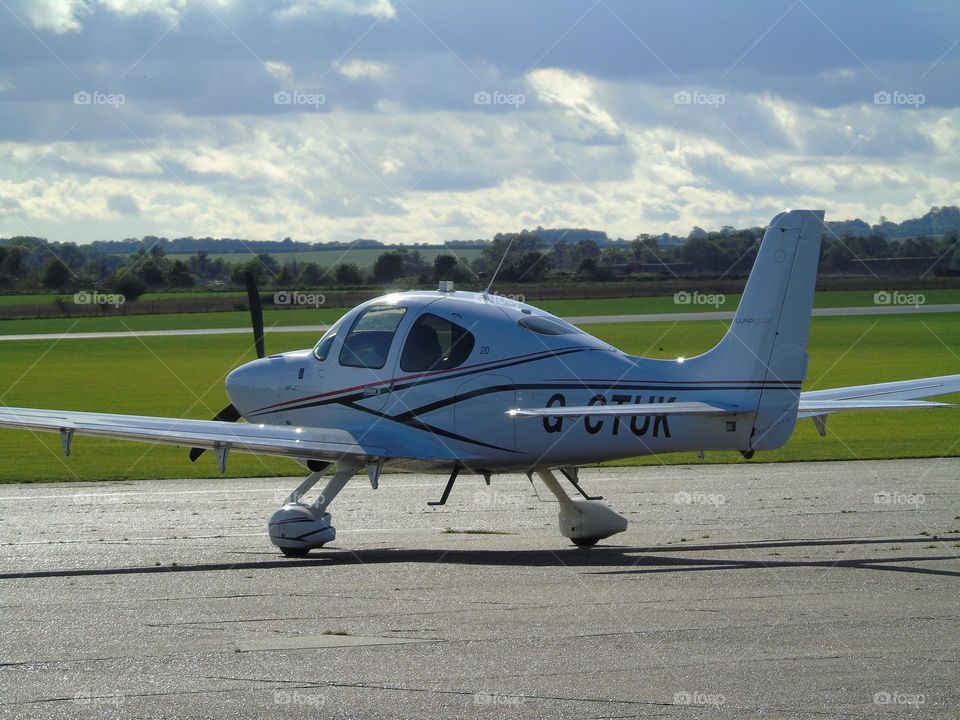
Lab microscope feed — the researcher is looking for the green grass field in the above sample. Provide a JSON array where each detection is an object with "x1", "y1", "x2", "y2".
[
  {"x1": 1, "y1": 288, "x2": 957, "y2": 335},
  {"x1": 0, "y1": 313, "x2": 956, "y2": 482}
]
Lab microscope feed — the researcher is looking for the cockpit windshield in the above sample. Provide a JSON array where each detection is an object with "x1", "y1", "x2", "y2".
[{"x1": 313, "y1": 315, "x2": 346, "y2": 361}]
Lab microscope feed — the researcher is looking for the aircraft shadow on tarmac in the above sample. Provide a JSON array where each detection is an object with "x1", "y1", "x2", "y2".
[{"x1": 3, "y1": 536, "x2": 958, "y2": 580}]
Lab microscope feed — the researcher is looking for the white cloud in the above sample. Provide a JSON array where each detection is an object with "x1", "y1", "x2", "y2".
[
  {"x1": 526, "y1": 68, "x2": 620, "y2": 138},
  {"x1": 337, "y1": 59, "x2": 389, "y2": 80},
  {"x1": 276, "y1": 0, "x2": 395, "y2": 21},
  {"x1": 12, "y1": 0, "x2": 235, "y2": 32},
  {"x1": 16, "y1": 0, "x2": 90, "y2": 33},
  {"x1": 264, "y1": 61, "x2": 293, "y2": 81}
]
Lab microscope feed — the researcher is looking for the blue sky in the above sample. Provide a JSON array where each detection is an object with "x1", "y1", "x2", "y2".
[{"x1": 1, "y1": 0, "x2": 958, "y2": 244}]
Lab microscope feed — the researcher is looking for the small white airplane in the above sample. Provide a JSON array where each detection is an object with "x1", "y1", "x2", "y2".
[{"x1": 1, "y1": 210, "x2": 957, "y2": 556}]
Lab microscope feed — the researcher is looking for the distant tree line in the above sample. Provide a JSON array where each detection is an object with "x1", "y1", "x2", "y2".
[{"x1": 1, "y1": 208, "x2": 958, "y2": 298}]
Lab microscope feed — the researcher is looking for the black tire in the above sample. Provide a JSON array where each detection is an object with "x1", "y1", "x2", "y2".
[
  {"x1": 280, "y1": 547, "x2": 311, "y2": 558},
  {"x1": 572, "y1": 537, "x2": 600, "y2": 548}
]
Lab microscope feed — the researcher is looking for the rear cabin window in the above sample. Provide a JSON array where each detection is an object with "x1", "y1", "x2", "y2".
[
  {"x1": 400, "y1": 313, "x2": 476, "y2": 372},
  {"x1": 338, "y1": 305, "x2": 407, "y2": 369},
  {"x1": 517, "y1": 316, "x2": 584, "y2": 336}
]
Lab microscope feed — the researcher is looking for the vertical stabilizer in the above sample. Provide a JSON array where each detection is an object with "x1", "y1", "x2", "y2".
[{"x1": 694, "y1": 210, "x2": 824, "y2": 450}]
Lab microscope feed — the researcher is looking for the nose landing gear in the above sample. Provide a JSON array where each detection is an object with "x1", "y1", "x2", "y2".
[{"x1": 268, "y1": 461, "x2": 360, "y2": 557}]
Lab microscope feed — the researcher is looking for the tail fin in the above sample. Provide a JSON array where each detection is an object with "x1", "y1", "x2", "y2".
[{"x1": 696, "y1": 209, "x2": 824, "y2": 450}]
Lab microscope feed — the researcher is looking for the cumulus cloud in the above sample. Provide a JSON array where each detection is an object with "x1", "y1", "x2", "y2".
[
  {"x1": 337, "y1": 59, "x2": 389, "y2": 80},
  {"x1": 527, "y1": 68, "x2": 621, "y2": 138},
  {"x1": 264, "y1": 61, "x2": 293, "y2": 82},
  {"x1": 0, "y1": 1, "x2": 958, "y2": 244},
  {"x1": 275, "y1": 0, "x2": 395, "y2": 21}
]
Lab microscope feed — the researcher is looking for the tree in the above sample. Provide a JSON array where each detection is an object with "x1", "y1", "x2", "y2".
[
  {"x1": 113, "y1": 274, "x2": 147, "y2": 301},
  {"x1": 167, "y1": 259, "x2": 195, "y2": 287},
  {"x1": 334, "y1": 263, "x2": 364, "y2": 285},
  {"x1": 510, "y1": 251, "x2": 549, "y2": 282},
  {"x1": 139, "y1": 258, "x2": 167, "y2": 286},
  {"x1": 372, "y1": 251, "x2": 403, "y2": 283},
  {"x1": 298, "y1": 262, "x2": 327, "y2": 286},
  {"x1": 42, "y1": 258, "x2": 72, "y2": 289},
  {"x1": 433, "y1": 254, "x2": 471, "y2": 282}
]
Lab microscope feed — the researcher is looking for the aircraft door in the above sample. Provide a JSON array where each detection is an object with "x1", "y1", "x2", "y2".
[{"x1": 454, "y1": 374, "x2": 516, "y2": 452}]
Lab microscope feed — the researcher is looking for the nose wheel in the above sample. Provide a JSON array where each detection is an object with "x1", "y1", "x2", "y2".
[{"x1": 268, "y1": 462, "x2": 359, "y2": 556}]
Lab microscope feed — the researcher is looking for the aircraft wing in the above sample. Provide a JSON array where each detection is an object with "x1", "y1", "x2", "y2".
[
  {"x1": 0, "y1": 406, "x2": 404, "y2": 465},
  {"x1": 797, "y1": 374, "x2": 960, "y2": 418},
  {"x1": 508, "y1": 401, "x2": 738, "y2": 418}
]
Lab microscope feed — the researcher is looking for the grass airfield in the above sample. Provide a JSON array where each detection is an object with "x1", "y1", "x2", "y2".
[{"x1": 0, "y1": 312, "x2": 957, "y2": 483}]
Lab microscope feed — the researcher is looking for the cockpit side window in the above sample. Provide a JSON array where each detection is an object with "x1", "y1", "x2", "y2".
[
  {"x1": 313, "y1": 316, "x2": 345, "y2": 361},
  {"x1": 400, "y1": 313, "x2": 476, "y2": 372},
  {"x1": 338, "y1": 305, "x2": 407, "y2": 369}
]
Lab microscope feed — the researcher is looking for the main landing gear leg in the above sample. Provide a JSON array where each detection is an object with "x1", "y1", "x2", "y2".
[
  {"x1": 536, "y1": 469, "x2": 628, "y2": 548},
  {"x1": 268, "y1": 461, "x2": 361, "y2": 557}
]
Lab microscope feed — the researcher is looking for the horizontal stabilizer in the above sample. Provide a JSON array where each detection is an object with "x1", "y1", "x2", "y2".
[
  {"x1": 798, "y1": 399, "x2": 952, "y2": 418},
  {"x1": 798, "y1": 374, "x2": 960, "y2": 418}
]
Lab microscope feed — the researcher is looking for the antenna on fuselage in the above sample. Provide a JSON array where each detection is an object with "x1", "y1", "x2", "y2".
[{"x1": 483, "y1": 235, "x2": 515, "y2": 298}]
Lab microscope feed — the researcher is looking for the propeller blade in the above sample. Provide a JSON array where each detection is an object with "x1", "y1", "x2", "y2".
[
  {"x1": 245, "y1": 271, "x2": 265, "y2": 359},
  {"x1": 189, "y1": 271, "x2": 260, "y2": 462},
  {"x1": 188, "y1": 403, "x2": 242, "y2": 462}
]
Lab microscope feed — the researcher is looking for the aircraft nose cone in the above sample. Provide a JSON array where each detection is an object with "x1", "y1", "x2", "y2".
[{"x1": 225, "y1": 358, "x2": 277, "y2": 415}]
